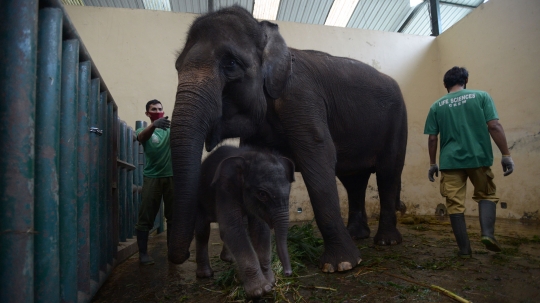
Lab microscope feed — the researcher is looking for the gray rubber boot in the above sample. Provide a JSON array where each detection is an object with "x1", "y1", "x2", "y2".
[
  {"x1": 136, "y1": 230, "x2": 155, "y2": 265},
  {"x1": 449, "y1": 213, "x2": 472, "y2": 258},
  {"x1": 479, "y1": 200, "x2": 501, "y2": 252}
]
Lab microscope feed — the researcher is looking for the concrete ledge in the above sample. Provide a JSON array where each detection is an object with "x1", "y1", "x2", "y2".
[{"x1": 116, "y1": 238, "x2": 138, "y2": 264}]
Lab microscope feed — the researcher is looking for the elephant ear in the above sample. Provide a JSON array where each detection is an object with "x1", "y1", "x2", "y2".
[
  {"x1": 211, "y1": 156, "x2": 247, "y2": 189},
  {"x1": 260, "y1": 21, "x2": 291, "y2": 99},
  {"x1": 279, "y1": 157, "x2": 295, "y2": 183}
]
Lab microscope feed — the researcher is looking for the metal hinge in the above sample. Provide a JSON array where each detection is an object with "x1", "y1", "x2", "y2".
[{"x1": 89, "y1": 127, "x2": 103, "y2": 136}]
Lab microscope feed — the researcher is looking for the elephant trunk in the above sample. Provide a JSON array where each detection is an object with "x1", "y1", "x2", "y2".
[
  {"x1": 168, "y1": 67, "x2": 222, "y2": 264},
  {"x1": 273, "y1": 216, "x2": 292, "y2": 276}
]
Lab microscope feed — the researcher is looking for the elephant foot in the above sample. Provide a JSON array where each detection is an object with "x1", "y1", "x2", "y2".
[
  {"x1": 373, "y1": 228, "x2": 402, "y2": 246},
  {"x1": 347, "y1": 224, "x2": 371, "y2": 240},
  {"x1": 318, "y1": 242, "x2": 362, "y2": 273},
  {"x1": 168, "y1": 249, "x2": 190, "y2": 264},
  {"x1": 262, "y1": 268, "x2": 275, "y2": 286},
  {"x1": 220, "y1": 246, "x2": 234, "y2": 263},
  {"x1": 196, "y1": 264, "x2": 214, "y2": 278},
  {"x1": 243, "y1": 275, "x2": 273, "y2": 299}
]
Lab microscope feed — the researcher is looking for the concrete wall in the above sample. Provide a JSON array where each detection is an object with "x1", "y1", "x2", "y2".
[
  {"x1": 65, "y1": 0, "x2": 538, "y2": 221},
  {"x1": 436, "y1": 0, "x2": 540, "y2": 219}
]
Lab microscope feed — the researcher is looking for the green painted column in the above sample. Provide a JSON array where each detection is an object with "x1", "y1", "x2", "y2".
[
  {"x1": 88, "y1": 78, "x2": 101, "y2": 296},
  {"x1": 76, "y1": 61, "x2": 91, "y2": 303},
  {"x1": 119, "y1": 120, "x2": 127, "y2": 242},
  {"x1": 98, "y1": 91, "x2": 108, "y2": 275},
  {"x1": 59, "y1": 38, "x2": 79, "y2": 303},
  {"x1": 34, "y1": 7, "x2": 63, "y2": 303},
  {"x1": 0, "y1": 1, "x2": 38, "y2": 302}
]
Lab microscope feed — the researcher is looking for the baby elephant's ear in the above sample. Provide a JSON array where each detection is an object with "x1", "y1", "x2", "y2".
[
  {"x1": 279, "y1": 157, "x2": 295, "y2": 183},
  {"x1": 211, "y1": 156, "x2": 247, "y2": 188}
]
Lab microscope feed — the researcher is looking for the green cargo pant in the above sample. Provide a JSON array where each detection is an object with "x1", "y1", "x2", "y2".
[{"x1": 135, "y1": 176, "x2": 173, "y2": 232}]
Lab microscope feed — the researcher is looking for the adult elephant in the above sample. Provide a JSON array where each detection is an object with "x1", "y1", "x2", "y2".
[{"x1": 169, "y1": 6, "x2": 407, "y2": 273}]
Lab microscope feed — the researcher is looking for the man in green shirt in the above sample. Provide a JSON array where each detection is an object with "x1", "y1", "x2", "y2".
[
  {"x1": 135, "y1": 99, "x2": 173, "y2": 265},
  {"x1": 424, "y1": 67, "x2": 515, "y2": 258}
]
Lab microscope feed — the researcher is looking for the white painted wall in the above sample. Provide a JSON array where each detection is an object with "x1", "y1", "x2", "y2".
[{"x1": 65, "y1": 0, "x2": 539, "y2": 221}]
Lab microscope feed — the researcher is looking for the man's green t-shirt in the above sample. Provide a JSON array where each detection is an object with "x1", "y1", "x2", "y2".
[
  {"x1": 135, "y1": 127, "x2": 173, "y2": 178},
  {"x1": 424, "y1": 89, "x2": 499, "y2": 170}
]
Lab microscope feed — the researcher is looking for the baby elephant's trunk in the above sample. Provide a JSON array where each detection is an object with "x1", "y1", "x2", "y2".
[{"x1": 273, "y1": 217, "x2": 292, "y2": 276}]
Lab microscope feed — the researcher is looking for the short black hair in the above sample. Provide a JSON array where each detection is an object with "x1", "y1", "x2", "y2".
[
  {"x1": 145, "y1": 99, "x2": 162, "y2": 112},
  {"x1": 443, "y1": 66, "x2": 468, "y2": 89}
]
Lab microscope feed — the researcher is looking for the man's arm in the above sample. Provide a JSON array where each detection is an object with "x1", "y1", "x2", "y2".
[
  {"x1": 428, "y1": 134, "x2": 438, "y2": 164},
  {"x1": 487, "y1": 119, "x2": 510, "y2": 155},
  {"x1": 137, "y1": 123, "x2": 157, "y2": 143},
  {"x1": 487, "y1": 119, "x2": 514, "y2": 176},
  {"x1": 137, "y1": 116, "x2": 170, "y2": 143}
]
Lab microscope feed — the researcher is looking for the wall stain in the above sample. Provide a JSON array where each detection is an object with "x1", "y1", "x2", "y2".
[{"x1": 508, "y1": 131, "x2": 540, "y2": 152}]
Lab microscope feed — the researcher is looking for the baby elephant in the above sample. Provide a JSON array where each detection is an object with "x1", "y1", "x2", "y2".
[{"x1": 195, "y1": 145, "x2": 295, "y2": 299}]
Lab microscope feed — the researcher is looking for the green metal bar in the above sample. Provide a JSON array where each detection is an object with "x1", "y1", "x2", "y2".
[
  {"x1": 0, "y1": 1, "x2": 38, "y2": 302},
  {"x1": 135, "y1": 120, "x2": 146, "y2": 231},
  {"x1": 132, "y1": 133, "x2": 140, "y2": 235},
  {"x1": 127, "y1": 127, "x2": 134, "y2": 239},
  {"x1": 107, "y1": 102, "x2": 115, "y2": 267},
  {"x1": 88, "y1": 78, "x2": 101, "y2": 296},
  {"x1": 34, "y1": 7, "x2": 63, "y2": 303},
  {"x1": 112, "y1": 112, "x2": 120, "y2": 259},
  {"x1": 76, "y1": 61, "x2": 91, "y2": 303},
  {"x1": 59, "y1": 38, "x2": 79, "y2": 303},
  {"x1": 98, "y1": 91, "x2": 108, "y2": 275},
  {"x1": 119, "y1": 120, "x2": 127, "y2": 242}
]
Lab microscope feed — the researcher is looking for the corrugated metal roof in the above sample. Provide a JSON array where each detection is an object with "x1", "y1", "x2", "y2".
[{"x1": 62, "y1": 0, "x2": 488, "y2": 36}]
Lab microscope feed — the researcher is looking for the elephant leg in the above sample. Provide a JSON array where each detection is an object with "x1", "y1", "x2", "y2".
[
  {"x1": 217, "y1": 206, "x2": 272, "y2": 299},
  {"x1": 195, "y1": 214, "x2": 213, "y2": 278},
  {"x1": 338, "y1": 172, "x2": 371, "y2": 240},
  {"x1": 247, "y1": 215, "x2": 274, "y2": 285},
  {"x1": 373, "y1": 170, "x2": 402, "y2": 246}
]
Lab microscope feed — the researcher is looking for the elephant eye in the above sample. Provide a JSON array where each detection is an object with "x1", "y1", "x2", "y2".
[{"x1": 257, "y1": 190, "x2": 269, "y2": 202}]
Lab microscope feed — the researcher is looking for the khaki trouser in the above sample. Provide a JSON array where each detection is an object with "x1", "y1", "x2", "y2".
[
  {"x1": 135, "y1": 176, "x2": 173, "y2": 231},
  {"x1": 440, "y1": 167, "x2": 499, "y2": 215}
]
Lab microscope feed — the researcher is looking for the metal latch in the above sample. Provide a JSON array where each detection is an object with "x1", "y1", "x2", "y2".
[{"x1": 90, "y1": 127, "x2": 103, "y2": 136}]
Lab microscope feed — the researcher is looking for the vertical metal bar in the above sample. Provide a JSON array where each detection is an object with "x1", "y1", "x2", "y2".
[
  {"x1": 126, "y1": 127, "x2": 134, "y2": 239},
  {"x1": 59, "y1": 38, "x2": 79, "y2": 303},
  {"x1": 0, "y1": 1, "x2": 38, "y2": 302},
  {"x1": 98, "y1": 91, "x2": 108, "y2": 277},
  {"x1": 112, "y1": 110, "x2": 119, "y2": 261},
  {"x1": 88, "y1": 78, "x2": 100, "y2": 296},
  {"x1": 76, "y1": 61, "x2": 91, "y2": 303},
  {"x1": 429, "y1": 0, "x2": 441, "y2": 36},
  {"x1": 107, "y1": 102, "x2": 114, "y2": 267},
  {"x1": 34, "y1": 7, "x2": 63, "y2": 303},
  {"x1": 119, "y1": 120, "x2": 127, "y2": 242},
  {"x1": 135, "y1": 121, "x2": 146, "y2": 231},
  {"x1": 132, "y1": 133, "x2": 139, "y2": 235}
]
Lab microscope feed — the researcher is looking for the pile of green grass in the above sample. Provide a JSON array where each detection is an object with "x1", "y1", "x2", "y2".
[{"x1": 214, "y1": 220, "x2": 324, "y2": 302}]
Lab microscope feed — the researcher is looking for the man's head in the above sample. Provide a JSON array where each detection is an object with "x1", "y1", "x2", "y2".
[
  {"x1": 443, "y1": 66, "x2": 469, "y2": 92},
  {"x1": 145, "y1": 99, "x2": 164, "y2": 121}
]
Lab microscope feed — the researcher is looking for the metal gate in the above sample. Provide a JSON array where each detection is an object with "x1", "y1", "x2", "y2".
[{"x1": 0, "y1": 1, "x2": 162, "y2": 302}]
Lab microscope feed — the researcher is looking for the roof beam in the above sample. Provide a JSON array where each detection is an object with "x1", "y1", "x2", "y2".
[
  {"x1": 429, "y1": 0, "x2": 441, "y2": 36},
  {"x1": 397, "y1": 2, "x2": 426, "y2": 33}
]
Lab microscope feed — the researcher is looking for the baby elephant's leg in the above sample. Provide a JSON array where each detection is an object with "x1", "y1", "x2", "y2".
[
  {"x1": 195, "y1": 217, "x2": 213, "y2": 278},
  {"x1": 248, "y1": 215, "x2": 275, "y2": 285},
  {"x1": 218, "y1": 210, "x2": 273, "y2": 299}
]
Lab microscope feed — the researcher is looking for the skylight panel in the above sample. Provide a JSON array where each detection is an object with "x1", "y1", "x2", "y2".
[
  {"x1": 253, "y1": 0, "x2": 281, "y2": 20},
  {"x1": 325, "y1": 0, "x2": 359, "y2": 27},
  {"x1": 143, "y1": 0, "x2": 171, "y2": 11}
]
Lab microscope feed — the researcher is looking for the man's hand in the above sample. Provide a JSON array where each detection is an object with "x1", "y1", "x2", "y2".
[
  {"x1": 501, "y1": 156, "x2": 514, "y2": 176},
  {"x1": 428, "y1": 164, "x2": 439, "y2": 182},
  {"x1": 153, "y1": 116, "x2": 170, "y2": 130}
]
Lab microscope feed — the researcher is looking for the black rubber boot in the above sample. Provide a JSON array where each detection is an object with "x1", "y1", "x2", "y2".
[
  {"x1": 479, "y1": 200, "x2": 501, "y2": 252},
  {"x1": 136, "y1": 230, "x2": 155, "y2": 265},
  {"x1": 449, "y1": 213, "x2": 472, "y2": 258}
]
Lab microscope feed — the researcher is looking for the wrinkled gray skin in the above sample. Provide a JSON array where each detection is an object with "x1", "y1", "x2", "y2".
[
  {"x1": 169, "y1": 6, "x2": 408, "y2": 273},
  {"x1": 195, "y1": 145, "x2": 295, "y2": 299}
]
